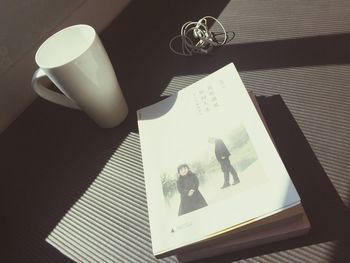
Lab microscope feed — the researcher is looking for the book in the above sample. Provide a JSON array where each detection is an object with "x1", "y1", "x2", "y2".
[
  {"x1": 137, "y1": 63, "x2": 310, "y2": 260},
  {"x1": 176, "y1": 94, "x2": 310, "y2": 262},
  {"x1": 177, "y1": 205, "x2": 310, "y2": 262}
]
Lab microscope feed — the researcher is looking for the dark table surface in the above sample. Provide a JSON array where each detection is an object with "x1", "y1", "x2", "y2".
[{"x1": 1, "y1": 0, "x2": 350, "y2": 262}]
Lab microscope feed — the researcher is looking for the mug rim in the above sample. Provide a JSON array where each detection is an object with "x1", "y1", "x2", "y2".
[{"x1": 35, "y1": 24, "x2": 96, "y2": 69}]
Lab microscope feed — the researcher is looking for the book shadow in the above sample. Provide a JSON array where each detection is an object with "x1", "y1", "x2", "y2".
[{"x1": 194, "y1": 95, "x2": 350, "y2": 263}]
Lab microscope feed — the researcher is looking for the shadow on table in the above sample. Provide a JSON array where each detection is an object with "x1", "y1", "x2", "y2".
[
  {"x1": 0, "y1": 100, "x2": 134, "y2": 262},
  {"x1": 102, "y1": 0, "x2": 350, "y2": 112},
  {"x1": 0, "y1": 0, "x2": 233, "y2": 262},
  {"x1": 193, "y1": 95, "x2": 350, "y2": 263},
  {"x1": 2, "y1": 0, "x2": 350, "y2": 261}
]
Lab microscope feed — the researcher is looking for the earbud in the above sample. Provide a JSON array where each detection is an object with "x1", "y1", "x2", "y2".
[{"x1": 169, "y1": 16, "x2": 228, "y2": 56}]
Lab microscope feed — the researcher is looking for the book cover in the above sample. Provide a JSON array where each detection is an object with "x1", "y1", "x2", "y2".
[{"x1": 137, "y1": 63, "x2": 300, "y2": 256}]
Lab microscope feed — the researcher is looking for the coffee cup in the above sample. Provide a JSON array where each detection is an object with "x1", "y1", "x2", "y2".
[{"x1": 32, "y1": 24, "x2": 128, "y2": 128}]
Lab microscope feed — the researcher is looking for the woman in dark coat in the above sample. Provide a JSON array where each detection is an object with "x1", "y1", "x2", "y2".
[{"x1": 177, "y1": 164, "x2": 208, "y2": 216}]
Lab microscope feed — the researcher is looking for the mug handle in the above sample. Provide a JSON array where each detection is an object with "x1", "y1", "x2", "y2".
[{"x1": 31, "y1": 68, "x2": 80, "y2": 110}]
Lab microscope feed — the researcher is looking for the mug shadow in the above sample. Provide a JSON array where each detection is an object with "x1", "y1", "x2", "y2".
[{"x1": 0, "y1": 100, "x2": 135, "y2": 262}]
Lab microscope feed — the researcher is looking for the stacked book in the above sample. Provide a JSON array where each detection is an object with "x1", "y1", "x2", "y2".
[{"x1": 137, "y1": 63, "x2": 310, "y2": 262}]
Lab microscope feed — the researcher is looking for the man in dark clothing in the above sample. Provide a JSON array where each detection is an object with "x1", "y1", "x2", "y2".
[{"x1": 209, "y1": 137, "x2": 240, "y2": 189}]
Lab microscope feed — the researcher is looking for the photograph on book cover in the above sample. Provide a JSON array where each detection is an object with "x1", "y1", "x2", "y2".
[
  {"x1": 160, "y1": 123, "x2": 269, "y2": 221},
  {"x1": 137, "y1": 63, "x2": 300, "y2": 255}
]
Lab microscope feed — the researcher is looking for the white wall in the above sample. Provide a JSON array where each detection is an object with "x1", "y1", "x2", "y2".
[{"x1": 0, "y1": 0, "x2": 130, "y2": 133}]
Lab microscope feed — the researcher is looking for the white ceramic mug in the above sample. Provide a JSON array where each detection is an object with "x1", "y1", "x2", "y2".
[{"x1": 32, "y1": 24, "x2": 128, "y2": 128}]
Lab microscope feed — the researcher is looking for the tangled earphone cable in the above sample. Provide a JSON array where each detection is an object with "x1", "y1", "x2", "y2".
[{"x1": 169, "y1": 16, "x2": 228, "y2": 56}]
